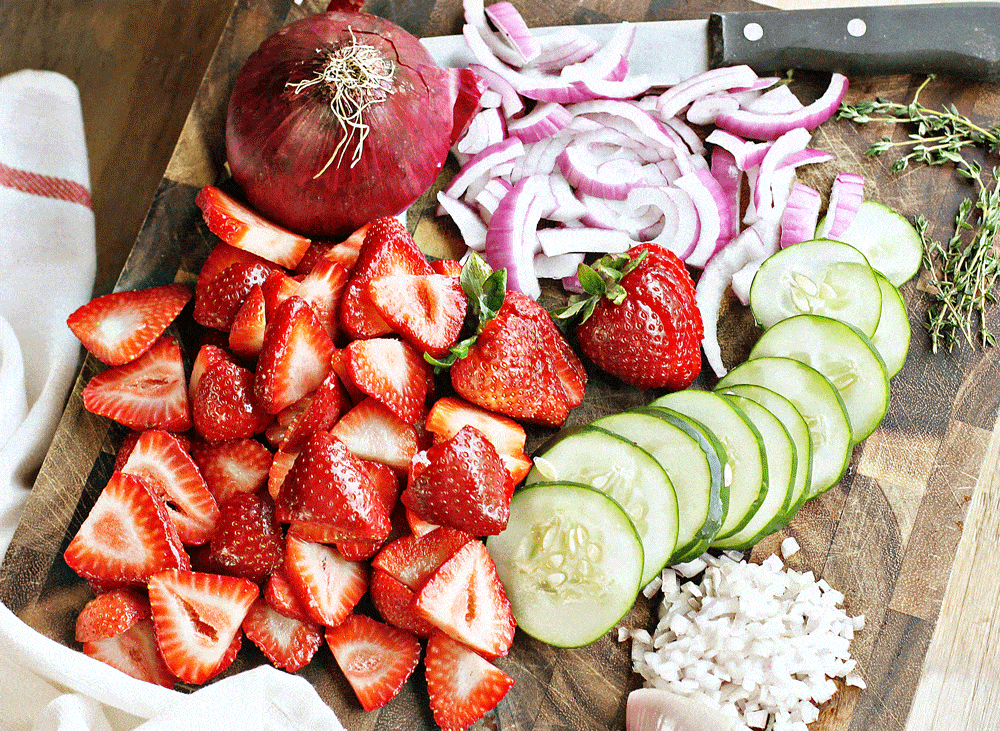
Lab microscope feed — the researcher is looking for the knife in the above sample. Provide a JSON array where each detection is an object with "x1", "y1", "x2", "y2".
[{"x1": 421, "y1": 3, "x2": 1000, "y2": 85}]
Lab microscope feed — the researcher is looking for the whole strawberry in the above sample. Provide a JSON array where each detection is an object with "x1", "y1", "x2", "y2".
[{"x1": 557, "y1": 243, "x2": 703, "y2": 391}]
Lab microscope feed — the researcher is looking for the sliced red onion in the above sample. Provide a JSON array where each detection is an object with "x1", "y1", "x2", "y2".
[
  {"x1": 526, "y1": 27, "x2": 601, "y2": 72},
  {"x1": 675, "y1": 168, "x2": 732, "y2": 268},
  {"x1": 711, "y1": 146, "x2": 742, "y2": 241},
  {"x1": 818, "y1": 171, "x2": 865, "y2": 239},
  {"x1": 661, "y1": 115, "x2": 706, "y2": 157},
  {"x1": 578, "y1": 192, "x2": 661, "y2": 236},
  {"x1": 685, "y1": 95, "x2": 741, "y2": 126},
  {"x1": 780, "y1": 181, "x2": 822, "y2": 249},
  {"x1": 507, "y1": 102, "x2": 573, "y2": 143},
  {"x1": 544, "y1": 174, "x2": 588, "y2": 222},
  {"x1": 779, "y1": 148, "x2": 835, "y2": 169},
  {"x1": 474, "y1": 176, "x2": 513, "y2": 222},
  {"x1": 485, "y1": 176, "x2": 543, "y2": 299},
  {"x1": 557, "y1": 143, "x2": 644, "y2": 200},
  {"x1": 752, "y1": 127, "x2": 811, "y2": 216},
  {"x1": 534, "y1": 251, "x2": 586, "y2": 279},
  {"x1": 456, "y1": 107, "x2": 507, "y2": 156},
  {"x1": 715, "y1": 72, "x2": 849, "y2": 141},
  {"x1": 479, "y1": 89, "x2": 503, "y2": 108},
  {"x1": 745, "y1": 83, "x2": 806, "y2": 114},
  {"x1": 467, "y1": 63, "x2": 525, "y2": 118},
  {"x1": 463, "y1": 0, "x2": 527, "y2": 67},
  {"x1": 730, "y1": 218, "x2": 780, "y2": 304},
  {"x1": 443, "y1": 136, "x2": 523, "y2": 199},
  {"x1": 484, "y1": 1, "x2": 541, "y2": 65},
  {"x1": 537, "y1": 226, "x2": 633, "y2": 257},
  {"x1": 562, "y1": 273, "x2": 584, "y2": 293},
  {"x1": 656, "y1": 65, "x2": 760, "y2": 120},
  {"x1": 508, "y1": 135, "x2": 566, "y2": 182},
  {"x1": 567, "y1": 100, "x2": 686, "y2": 160},
  {"x1": 559, "y1": 22, "x2": 636, "y2": 82},
  {"x1": 629, "y1": 185, "x2": 699, "y2": 260},
  {"x1": 570, "y1": 74, "x2": 655, "y2": 102},
  {"x1": 436, "y1": 191, "x2": 488, "y2": 251}
]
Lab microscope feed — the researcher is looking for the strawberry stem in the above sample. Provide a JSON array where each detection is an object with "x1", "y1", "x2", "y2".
[{"x1": 552, "y1": 249, "x2": 648, "y2": 328}]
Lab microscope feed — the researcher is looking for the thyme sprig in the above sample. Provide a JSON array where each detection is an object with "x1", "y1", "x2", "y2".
[{"x1": 837, "y1": 75, "x2": 1000, "y2": 353}]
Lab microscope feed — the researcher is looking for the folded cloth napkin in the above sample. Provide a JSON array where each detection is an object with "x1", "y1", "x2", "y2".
[{"x1": 0, "y1": 70, "x2": 346, "y2": 731}]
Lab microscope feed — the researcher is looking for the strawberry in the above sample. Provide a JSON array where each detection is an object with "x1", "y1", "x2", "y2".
[
  {"x1": 209, "y1": 491, "x2": 284, "y2": 583},
  {"x1": 325, "y1": 613, "x2": 421, "y2": 712},
  {"x1": 188, "y1": 342, "x2": 237, "y2": 403},
  {"x1": 367, "y1": 273, "x2": 468, "y2": 358},
  {"x1": 275, "y1": 431, "x2": 390, "y2": 542},
  {"x1": 371, "y1": 527, "x2": 473, "y2": 592},
  {"x1": 334, "y1": 459, "x2": 402, "y2": 560},
  {"x1": 192, "y1": 355, "x2": 271, "y2": 442},
  {"x1": 241, "y1": 597, "x2": 323, "y2": 672},
  {"x1": 82, "y1": 618, "x2": 177, "y2": 688},
  {"x1": 294, "y1": 256, "x2": 349, "y2": 341},
  {"x1": 264, "y1": 566, "x2": 312, "y2": 623},
  {"x1": 260, "y1": 268, "x2": 301, "y2": 321},
  {"x1": 115, "y1": 430, "x2": 192, "y2": 472},
  {"x1": 282, "y1": 536, "x2": 368, "y2": 627},
  {"x1": 82, "y1": 335, "x2": 191, "y2": 432},
  {"x1": 228, "y1": 283, "x2": 267, "y2": 359},
  {"x1": 190, "y1": 438, "x2": 273, "y2": 504},
  {"x1": 406, "y1": 509, "x2": 440, "y2": 538},
  {"x1": 255, "y1": 296, "x2": 335, "y2": 415},
  {"x1": 67, "y1": 283, "x2": 192, "y2": 366},
  {"x1": 345, "y1": 337, "x2": 432, "y2": 426},
  {"x1": 196, "y1": 185, "x2": 311, "y2": 269},
  {"x1": 369, "y1": 568, "x2": 436, "y2": 637},
  {"x1": 430, "y1": 258, "x2": 464, "y2": 277},
  {"x1": 424, "y1": 630, "x2": 514, "y2": 731},
  {"x1": 413, "y1": 539, "x2": 516, "y2": 658},
  {"x1": 339, "y1": 216, "x2": 434, "y2": 340},
  {"x1": 267, "y1": 449, "x2": 298, "y2": 501},
  {"x1": 75, "y1": 588, "x2": 151, "y2": 643},
  {"x1": 330, "y1": 397, "x2": 419, "y2": 471},
  {"x1": 193, "y1": 260, "x2": 272, "y2": 331},
  {"x1": 120, "y1": 429, "x2": 220, "y2": 545},
  {"x1": 276, "y1": 369, "x2": 343, "y2": 453},
  {"x1": 557, "y1": 243, "x2": 703, "y2": 390},
  {"x1": 147, "y1": 568, "x2": 258, "y2": 684},
  {"x1": 196, "y1": 242, "x2": 272, "y2": 304},
  {"x1": 64, "y1": 471, "x2": 189, "y2": 587},
  {"x1": 330, "y1": 347, "x2": 366, "y2": 404},
  {"x1": 314, "y1": 224, "x2": 366, "y2": 272},
  {"x1": 402, "y1": 426, "x2": 512, "y2": 536}
]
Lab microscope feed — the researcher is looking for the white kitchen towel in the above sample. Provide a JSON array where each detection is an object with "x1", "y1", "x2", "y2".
[{"x1": 0, "y1": 69, "x2": 346, "y2": 731}]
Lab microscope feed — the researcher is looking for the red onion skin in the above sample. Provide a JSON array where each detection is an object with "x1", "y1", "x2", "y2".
[{"x1": 226, "y1": 11, "x2": 481, "y2": 239}]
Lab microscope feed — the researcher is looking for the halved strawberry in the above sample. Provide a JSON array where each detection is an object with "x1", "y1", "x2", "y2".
[
  {"x1": 294, "y1": 256, "x2": 349, "y2": 341},
  {"x1": 430, "y1": 258, "x2": 464, "y2": 277},
  {"x1": 192, "y1": 355, "x2": 271, "y2": 442},
  {"x1": 425, "y1": 630, "x2": 514, "y2": 731},
  {"x1": 64, "y1": 471, "x2": 189, "y2": 587},
  {"x1": 196, "y1": 185, "x2": 311, "y2": 269},
  {"x1": 255, "y1": 296, "x2": 335, "y2": 415},
  {"x1": 260, "y1": 268, "x2": 300, "y2": 320},
  {"x1": 242, "y1": 596, "x2": 323, "y2": 673},
  {"x1": 209, "y1": 491, "x2": 284, "y2": 583},
  {"x1": 368, "y1": 273, "x2": 467, "y2": 358},
  {"x1": 75, "y1": 588, "x2": 151, "y2": 643},
  {"x1": 330, "y1": 396, "x2": 419, "y2": 471},
  {"x1": 188, "y1": 343, "x2": 237, "y2": 403},
  {"x1": 370, "y1": 527, "x2": 473, "y2": 592},
  {"x1": 330, "y1": 348, "x2": 366, "y2": 404},
  {"x1": 267, "y1": 449, "x2": 298, "y2": 501},
  {"x1": 193, "y1": 260, "x2": 272, "y2": 331},
  {"x1": 228, "y1": 283, "x2": 267, "y2": 359},
  {"x1": 264, "y1": 566, "x2": 312, "y2": 623},
  {"x1": 82, "y1": 335, "x2": 191, "y2": 432},
  {"x1": 277, "y1": 369, "x2": 344, "y2": 453},
  {"x1": 82, "y1": 618, "x2": 177, "y2": 688},
  {"x1": 345, "y1": 337, "x2": 432, "y2": 426},
  {"x1": 190, "y1": 438, "x2": 273, "y2": 505},
  {"x1": 147, "y1": 568, "x2": 258, "y2": 685},
  {"x1": 67, "y1": 283, "x2": 192, "y2": 366},
  {"x1": 283, "y1": 536, "x2": 368, "y2": 627},
  {"x1": 325, "y1": 614, "x2": 421, "y2": 712},
  {"x1": 414, "y1": 539, "x2": 516, "y2": 658},
  {"x1": 369, "y1": 568, "x2": 436, "y2": 637}
]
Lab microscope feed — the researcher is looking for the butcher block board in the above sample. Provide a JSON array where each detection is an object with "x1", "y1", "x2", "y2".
[{"x1": 3, "y1": 0, "x2": 1000, "y2": 729}]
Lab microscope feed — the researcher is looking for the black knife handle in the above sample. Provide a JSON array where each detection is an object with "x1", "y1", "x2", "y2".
[{"x1": 710, "y1": 3, "x2": 1000, "y2": 81}]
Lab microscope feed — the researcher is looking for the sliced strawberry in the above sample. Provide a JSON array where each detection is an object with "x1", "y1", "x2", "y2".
[
  {"x1": 275, "y1": 431, "x2": 390, "y2": 543},
  {"x1": 116, "y1": 430, "x2": 191, "y2": 472},
  {"x1": 406, "y1": 509, "x2": 440, "y2": 538},
  {"x1": 371, "y1": 527, "x2": 473, "y2": 592},
  {"x1": 345, "y1": 337, "x2": 432, "y2": 425},
  {"x1": 209, "y1": 491, "x2": 284, "y2": 583},
  {"x1": 294, "y1": 256, "x2": 349, "y2": 341},
  {"x1": 425, "y1": 630, "x2": 514, "y2": 731},
  {"x1": 367, "y1": 273, "x2": 467, "y2": 358},
  {"x1": 414, "y1": 539, "x2": 516, "y2": 658},
  {"x1": 193, "y1": 260, "x2": 272, "y2": 331},
  {"x1": 192, "y1": 355, "x2": 271, "y2": 442},
  {"x1": 196, "y1": 185, "x2": 311, "y2": 269},
  {"x1": 339, "y1": 216, "x2": 433, "y2": 340},
  {"x1": 82, "y1": 335, "x2": 191, "y2": 432},
  {"x1": 320, "y1": 222, "x2": 368, "y2": 271},
  {"x1": 264, "y1": 566, "x2": 313, "y2": 623},
  {"x1": 330, "y1": 347, "x2": 366, "y2": 404},
  {"x1": 64, "y1": 472, "x2": 189, "y2": 587},
  {"x1": 242, "y1": 596, "x2": 323, "y2": 673},
  {"x1": 369, "y1": 568, "x2": 436, "y2": 637},
  {"x1": 330, "y1": 396, "x2": 419, "y2": 471},
  {"x1": 67, "y1": 283, "x2": 192, "y2": 366},
  {"x1": 277, "y1": 369, "x2": 343, "y2": 453},
  {"x1": 267, "y1": 449, "x2": 298, "y2": 501},
  {"x1": 75, "y1": 588, "x2": 151, "y2": 643},
  {"x1": 283, "y1": 536, "x2": 368, "y2": 627},
  {"x1": 190, "y1": 438, "x2": 273, "y2": 505},
  {"x1": 228, "y1": 283, "x2": 267, "y2": 359},
  {"x1": 82, "y1": 618, "x2": 177, "y2": 688},
  {"x1": 293, "y1": 241, "x2": 336, "y2": 276},
  {"x1": 430, "y1": 258, "x2": 464, "y2": 277},
  {"x1": 255, "y1": 296, "x2": 335, "y2": 415},
  {"x1": 325, "y1": 614, "x2": 421, "y2": 712},
  {"x1": 260, "y1": 268, "x2": 300, "y2": 320},
  {"x1": 188, "y1": 343, "x2": 237, "y2": 404}
]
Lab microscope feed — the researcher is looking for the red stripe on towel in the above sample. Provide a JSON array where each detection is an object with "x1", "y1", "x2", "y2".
[{"x1": 0, "y1": 161, "x2": 92, "y2": 209}]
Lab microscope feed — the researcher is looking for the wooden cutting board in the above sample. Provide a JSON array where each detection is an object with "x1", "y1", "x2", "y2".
[{"x1": 2, "y1": 1, "x2": 999, "y2": 729}]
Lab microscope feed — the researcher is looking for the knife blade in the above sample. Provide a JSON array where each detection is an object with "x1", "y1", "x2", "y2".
[{"x1": 421, "y1": 3, "x2": 1000, "y2": 85}]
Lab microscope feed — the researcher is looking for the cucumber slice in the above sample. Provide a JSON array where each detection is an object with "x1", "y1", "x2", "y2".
[
  {"x1": 650, "y1": 390, "x2": 766, "y2": 542},
  {"x1": 749, "y1": 239, "x2": 882, "y2": 337},
  {"x1": 486, "y1": 481, "x2": 644, "y2": 648},
  {"x1": 527, "y1": 426, "x2": 678, "y2": 587},
  {"x1": 749, "y1": 314, "x2": 890, "y2": 443},
  {"x1": 712, "y1": 395, "x2": 796, "y2": 550},
  {"x1": 716, "y1": 356, "x2": 852, "y2": 499},
  {"x1": 593, "y1": 409, "x2": 723, "y2": 563},
  {"x1": 870, "y1": 272, "x2": 911, "y2": 378},
  {"x1": 819, "y1": 200, "x2": 923, "y2": 286},
  {"x1": 715, "y1": 384, "x2": 812, "y2": 520}
]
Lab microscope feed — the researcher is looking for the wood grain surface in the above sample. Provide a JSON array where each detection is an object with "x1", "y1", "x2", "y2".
[{"x1": 3, "y1": 1, "x2": 1000, "y2": 730}]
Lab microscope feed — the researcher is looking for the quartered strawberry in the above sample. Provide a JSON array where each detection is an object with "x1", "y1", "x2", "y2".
[
  {"x1": 283, "y1": 536, "x2": 368, "y2": 627},
  {"x1": 120, "y1": 429, "x2": 220, "y2": 545},
  {"x1": 193, "y1": 260, "x2": 272, "y2": 331},
  {"x1": 64, "y1": 471, "x2": 189, "y2": 587},
  {"x1": 294, "y1": 256, "x2": 349, "y2": 341},
  {"x1": 82, "y1": 335, "x2": 191, "y2": 432},
  {"x1": 425, "y1": 630, "x2": 514, "y2": 731},
  {"x1": 241, "y1": 596, "x2": 323, "y2": 672},
  {"x1": 330, "y1": 396, "x2": 420, "y2": 471},
  {"x1": 330, "y1": 348, "x2": 366, "y2": 404},
  {"x1": 188, "y1": 343, "x2": 236, "y2": 403},
  {"x1": 345, "y1": 337, "x2": 432, "y2": 426},
  {"x1": 371, "y1": 527, "x2": 473, "y2": 593},
  {"x1": 228, "y1": 283, "x2": 267, "y2": 359},
  {"x1": 75, "y1": 587, "x2": 151, "y2": 643},
  {"x1": 406, "y1": 509, "x2": 440, "y2": 538},
  {"x1": 369, "y1": 568, "x2": 436, "y2": 637},
  {"x1": 209, "y1": 491, "x2": 284, "y2": 584},
  {"x1": 196, "y1": 242, "x2": 272, "y2": 305},
  {"x1": 276, "y1": 369, "x2": 343, "y2": 453},
  {"x1": 413, "y1": 539, "x2": 516, "y2": 658},
  {"x1": 367, "y1": 273, "x2": 467, "y2": 358},
  {"x1": 147, "y1": 568, "x2": 258, "y2": 685},
  {"x1": 190, "y1": 438, "x2": 273, "y2": 505},
  {"x1": 264, "y1": 566, "x2": 312, "y2": 623},
  {"x1": 196, "y1": 185, "x2": 311, "y2": 269},
  {"x1": 425, "y1": 397, "x2": 531, "y2": 483},
  {"x1": 255, "y1": 296, "x2": 335, "y2": 415},
  {"x1": 67, "y1": 283, "x2": 192, "y2": 366},
  {"x1": 267, "y1": 449, "x2": 299, "y2": 501},
  {"x1": 311, "y1": 224, "x2": 366, "y2": 273},
  {"x1": 430, "y1": 258, "x2": 464, "y2": 277},
  {"x1": 339, "y1": 216, "x2": 433, "y2": 340},
  {"x1": 82, "y1": 618, "x2": 177, "y2": 688},
  {"x1": 114, "y1": 430, "x2": 192, "y2": 473},
  {"x1": 325, "y1": 613, "x2": 421, "y2": 712},
  {"x1": 334, "y1": 459, "x2": 402, "y2": 560},
  {"x1": 192, "y1": 355, "x2": 271, "y2": 442}
]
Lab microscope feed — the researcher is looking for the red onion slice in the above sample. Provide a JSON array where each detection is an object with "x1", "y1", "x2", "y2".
[
  {"x1": 711, "y1": 147, "x2": 742, "y2": 241},
  {"x1": 557, "y1": 143, "x2": 644, "y2": 201},
  {"x1": 456, "y1": 107, "x2": 507, "y2": 156},
  {"x1": 436, "y1": 191, "x2": 488, "y2": 251},
  {"x1": 685, "y1": 95, "x2": 741, "y2": 126},
  {"x1": 780, "y1": 182, "x2": 822, "y2": 249},
  {"x1": 779, "y1": 148, "x2": 836, "y2": 169},
  {"x1": 485, "y1": 176, "x2": 543, "y2": 299},
  {"x1": 745, "y1": 83, "x2": 806, "y2": 114},
  {"x1": 537, "y1": 226, "x2": 633, "y2": 257},
  {"x1": 656, "y1": 65, "x2": 760, "y2": 120},
  {"x1": 443, "y1": 136, "x2": 523, "y2": 199},
  {"x1": 534, "y1": 251, "x2": 586, "y2": 279},
  {"x1": 467, "y1": 63, "x2": 525, "y2": 118},
  {"x1": 545, "y1": 174, "x2": 588, "y2": 222},
  {"x1": 474, "y1": 176, "x2": 514, "y2": 222},
  {"x1": 818, "y1": 171, "x2": 865, "y2": 239},
  {"x1": 559, "y1": 22, "x2": 636, "y2": 82},
  {"x1": 675, "y1": 168, "x2": 733, "y2": 268},
  {"x1": 526, "y1": 28, "x2": 601, "y2": 72},
  {"x1": 715, "y1": 73, "x2": 849, "y2": 141},
  {"x1": 484, "y1": 1, "x2": 541, "y2": 65},
  {"x1": 629, "y1": 186, "x2": 699, "y2": 260},
  {"x1": 507, "y1": 102, "x2": 573, "y2": 143},
  {"x1": 752, "y1": 127, "x2": 810, "y2": 217}
]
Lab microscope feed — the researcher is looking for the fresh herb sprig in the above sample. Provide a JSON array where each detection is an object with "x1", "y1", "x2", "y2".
[{"x1": 838, "y1": 75, "x2": 1000, "y2": 353}]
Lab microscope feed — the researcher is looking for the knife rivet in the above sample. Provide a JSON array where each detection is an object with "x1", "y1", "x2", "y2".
[
  {"x1": 847, "y1": 18, "x2": 867, "y2": 37},
  {"x1": 743, "y1": 22, "x2": 764, "y2": 42}
]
